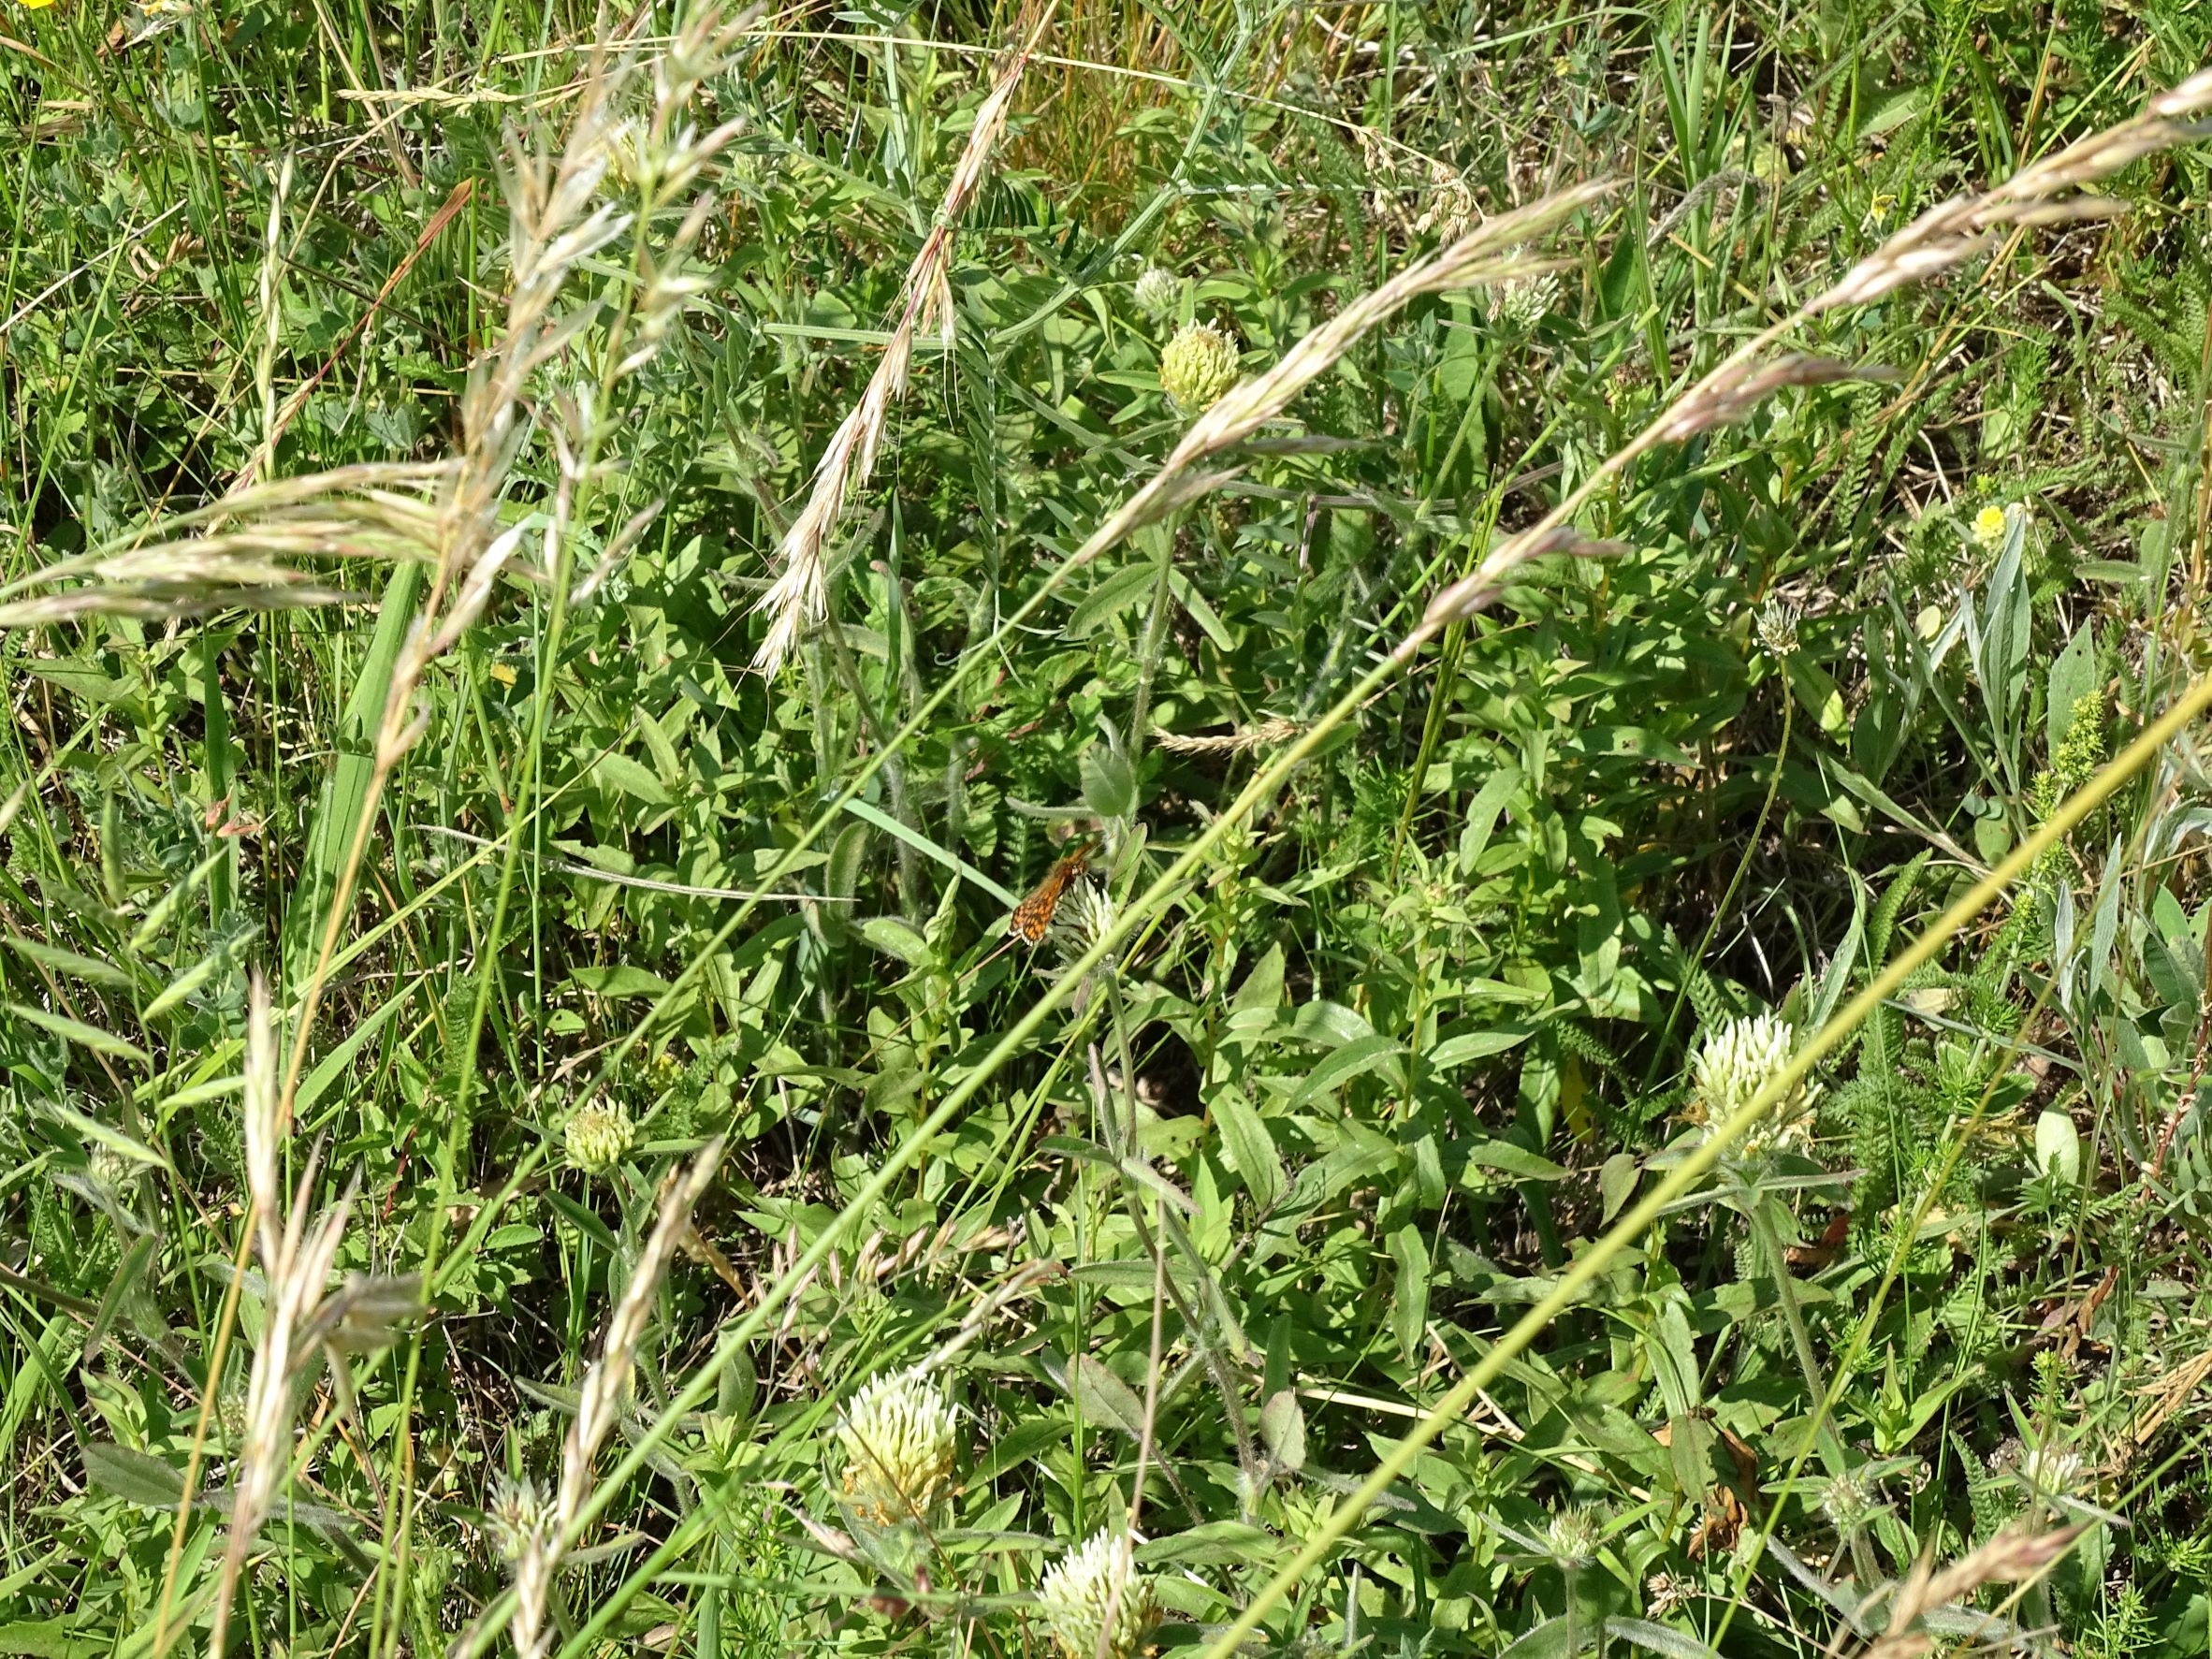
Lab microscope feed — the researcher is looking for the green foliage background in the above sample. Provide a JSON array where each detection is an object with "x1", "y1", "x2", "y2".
[{"x1": 5, "y1": 2, "x2": 2212, "y2": 1656}]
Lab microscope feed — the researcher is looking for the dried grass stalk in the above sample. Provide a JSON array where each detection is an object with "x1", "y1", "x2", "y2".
[
  {"x1": 209, "y1": 973, "x2": 415, "y2": 1659},
  {"x1": 1858, "y1": 1524, "x2": 2083, "y2": 1659},
  {"x1": 750, "y1": 11, "x2": 1054, "y2": 675},
  {"x1": 1403, "y1": 71, "x2": 2212, "y2": 656},
  {"x1": 511, "y1": 1138, "x2": 726, "y2": 1659}
]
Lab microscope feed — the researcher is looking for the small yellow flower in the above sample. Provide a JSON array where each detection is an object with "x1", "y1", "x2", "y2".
[
  {"x1": 1972, "y1": 503, "x2": 2009, "y2": 550},
  {"x1": 489, "y1": 662, "x2": 518, "y2": 687},
  {"x1": 18, "y1": 0, "x2": 57, "y2": 10}
]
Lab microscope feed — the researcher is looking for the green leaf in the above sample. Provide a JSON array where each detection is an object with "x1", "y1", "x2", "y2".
[
  {"x1": 1289, "y1": 1034, "x2": 1406, "y2": 1110},
  {"x1": 0, "y1": 1620, "x2": 102, "y2": 1659},
  {"x1": 1068, "y1": 1354, "x2": 1148, "y2": 1439},
  {"x1": 1080, "y1": 743, "x2": 1137, "y2": 821},
  {"x1": 1426, "y1": 1026, "x2": 1535, "y2": 1069},
  {"x1": 35, "y1": 1098, "x2": 169, "y2": 1171},
  {"x1": 2046, "y1": 624, "x2": 2098, "y2": 756},
  {"x1": 1388, "y1": 1225, "x2": 1430, "y2": 1359},
  {"x1": 565, "y1": 966, "x2": 676, "y2": 998},
  {"x1": 1463, "y1": 1139, "x2": 1567, "y2": 1182},
  {"x1": 861, "y1": 917, "x2": 930, "y2": 966},
  {"x1": 1065, "y1": 561, "x2": 1156, "y2": 638},
  {"x1": 1211, "y1": 1088, "x2": 1283, "y2": 1207},
  {"x1": 7, "y1": 1004, "x2": 149, "y2": 1065},
  {"x1": 841, "y1": 798, "x2": 1019, "y2": 906},
  {"x1": 1605, "y1": 1618, "x2": 1719, "y2": 1659},
  {"x1": 81, "y1": 1442, "x2": 191, "y2": 1508},
  {"x1": 1258, "y1": 1390, "x2": 1305, "y2": 1472},
  {"x1": 591, "y1": 750, "x2": 674, "y2": 808},
  {"x1": 1139, "y1": 1521, "x2": 1287, "y2": 1567},
  {"x1": 6, "y1": 938, "x2": 133, "y2": 990}
]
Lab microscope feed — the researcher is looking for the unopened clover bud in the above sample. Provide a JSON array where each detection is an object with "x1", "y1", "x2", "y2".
[
  {"x1": 1159, "y1": 321, "x2": 1240, "y2": 416},
  {"x1": 563, "y1": 1101, "x2": 634, "y2": 1175},
  {"x1": 1038, "y1": 1531, "x2": 1159, "y2": 1659},
  {"x1": 1543, "y1": 1506, "x2": 1598, "y2": 1566},
  {"x1": 837, "y1": 1368, "x2": 959, "y2": 1525}
]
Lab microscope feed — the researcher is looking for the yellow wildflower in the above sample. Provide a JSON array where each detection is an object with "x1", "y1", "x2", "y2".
[{"x1": 1972, "y1": 503, "x2": 2009, "y2": 550}]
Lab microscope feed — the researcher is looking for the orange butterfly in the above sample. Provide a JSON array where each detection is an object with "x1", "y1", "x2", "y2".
[{"x1": 1010, "y1": 840, "x2": 1094, "y2": 944}]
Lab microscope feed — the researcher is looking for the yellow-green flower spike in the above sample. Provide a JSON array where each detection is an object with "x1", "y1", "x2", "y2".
[{"x1": 1159, "y1": 321, "x2": 1240, "y2": 416}]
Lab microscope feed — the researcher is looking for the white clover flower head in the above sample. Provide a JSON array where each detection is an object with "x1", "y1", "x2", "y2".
[
  {"x1": 1159, "y1": 321, "x2": 1240, "y2": 416},
  {"x1": 837, "y1": 1368, "x2": 959, "y2": 1525},
  {"x1": 484, "y1": 1472, "x2": 552, "y2": 1564},
  {"x1": 563, "y1": 1100, "x2": 635, "y2": 1175},
  {"x1": 1038, "y1": 1531, "x2": 1159, "y2": 1659},
  {"x1": 1692, "y1": 1012, "x2": 1813, "y2": 1153},
  {"x1": 1972, "y1": 502, "x2": 2010, "y2": 550},
  {"x1": 1133, "y1": 266, "x2": 1179, "y2": 326}
]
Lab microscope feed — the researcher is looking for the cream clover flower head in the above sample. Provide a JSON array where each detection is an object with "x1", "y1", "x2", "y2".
[
  {"x1": 1037, "y1": 1531, "x2": 1160, "y2": 1659},
  {"x1": 1159, "y1": 320, "x2": 1240, "y2": 416},
  {"x1": 1756, "y1": 596, "x2": 1801, "y2": 660},
  {"x1": 837, "y1": 1367, "x2": 959, "y2": 1525},
  {"x1": 484, "y1": 1472, "x2": 553, "y2": 1564},
  {"x1": 1690, "y1": 1012, "x2": 1813, "y2": 1151},
  {"x1": 2020, "y1": 1444, "x2": 2086, "y2": 1498},
  {"x1": 1492, "y1": 270, "x2": 1561, "y2": 333}
]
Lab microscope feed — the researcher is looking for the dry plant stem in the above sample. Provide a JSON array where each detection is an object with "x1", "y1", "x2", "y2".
[
  {"x1": 513, "y1": 1139, "x2": 726, "y2": 1659},
  {"x1": 751, "y1": 6, "x2": 1057, "y2": 674}
]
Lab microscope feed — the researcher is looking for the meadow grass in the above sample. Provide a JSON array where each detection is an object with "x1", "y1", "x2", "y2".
[{"x1": 5, "y1": 6, "x2": 2212, "y2": 1659}]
